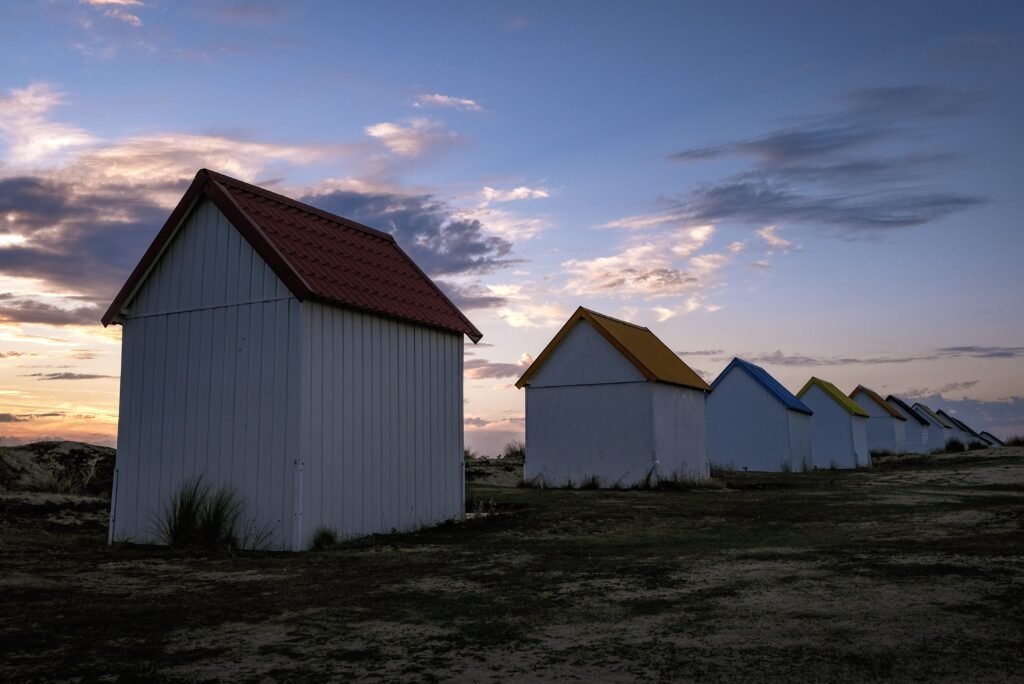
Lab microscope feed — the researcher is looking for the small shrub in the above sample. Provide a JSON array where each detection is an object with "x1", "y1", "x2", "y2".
[
  {"x1": 778, "y1": 460, "x2": 793, "y2": 473},
  {"x1": 578, "y1": 475, "x2": 602, "y2": 490},
  {"x1": 468, "y1": 498, "x2": 498, "y2": 517},
  {"x1": 945, "y1": 438, "x2": 965, "y2": 453},
  {"x1": 158, "y1": 477, "x2": 243, "y2": 549},
  {"x1": 499, "y1": 440, "x2": 526, "y2": 461},
  {"x1": 1004, "y1": 435, "x2": 1024, "y2": 447},
  {"x1": 309, "y1": 526, "x2": 340, "y2": 551},
  {"x1": 464, "y1": 448, "x2": 478, "y2": 461},
  {"x1": 967, "y1": 441, "x2": 986, "y2": 451}
]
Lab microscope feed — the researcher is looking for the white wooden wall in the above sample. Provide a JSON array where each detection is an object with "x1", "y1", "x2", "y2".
[
  {"x1": 888, "y1": 403, "x2": 929, "y2": 454},
  {"x1": 914, "y1": 405, "x2": 953, "y2": 452},
  {"x1": 787, "y1": 411, "x2": 813, "y2": 471},
  {"x1": 111, "y1": 199, "x2": 300, "y2": 549},
  {"x1": 802, "y1": 385, "x2": 870, "y2": 469},
  {"x1": 523, "y1": 319, "x2": 708, "y2": 486},
  {"x1": 850, "y1": 391, "x2": 906, "y2": 454},
  {"x1": 650, "y1": 383, "x2": 709, "y2": 479},
  {"x1": 708, "y1": 368, "x2": 794, "y2": 472},
  {"x1": 297, "y1": 302, "x2": 464, "y2": 546}
]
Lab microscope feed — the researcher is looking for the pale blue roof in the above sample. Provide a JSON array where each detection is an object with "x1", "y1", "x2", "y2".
[{"x1": 712, "y1": 357, "x2": 813, "y2": 415}]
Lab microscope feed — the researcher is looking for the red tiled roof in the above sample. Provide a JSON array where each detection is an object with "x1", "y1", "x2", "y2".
[{"x1": 102, "y1": 169, "x2": 482, "y2": 342}]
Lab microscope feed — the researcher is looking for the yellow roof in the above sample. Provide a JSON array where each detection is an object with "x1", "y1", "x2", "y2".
[{"x1": 515, "y1": 307, "x2": 711, "y2": 391}]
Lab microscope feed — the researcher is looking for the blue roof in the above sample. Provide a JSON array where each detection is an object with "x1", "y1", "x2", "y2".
[{"x1": 712, "y1": 357, "x2": 814, "y2": 415}]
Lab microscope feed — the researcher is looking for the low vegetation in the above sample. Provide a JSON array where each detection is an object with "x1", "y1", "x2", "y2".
[
  {"x1": 309, "y1": 526, "x2": 340, "y2": 551},
  {"x1": 945, "y1": 437, "x2": 966, "y2": 453},
  {"x1": 1005, "y1": 435, "x2": 1024, "y2": 447},
  {"x1": 499, "y1": 439, "x2": 526, "y2": 460},
  {"x1": 2, "y1": 446, "x2": 1022, "y2": 681},
  {"x1": 157, "y1": 477, "x2": 242, "y2": 549}
]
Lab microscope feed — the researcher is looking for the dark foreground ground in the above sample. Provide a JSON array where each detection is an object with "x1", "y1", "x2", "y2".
[{"x1": 2, "y1": 449, "x2": 1023, "y2": 682}]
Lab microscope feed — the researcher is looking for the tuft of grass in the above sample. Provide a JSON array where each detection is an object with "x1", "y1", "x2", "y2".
[
  {"x1": 1005, "y1": 435, "x2": 1024, "y2": 447},
  {"x1": 310, "y1": 526, "x2": 340, "y2": 551},
  {"x1": 578, "y1": 474, "x2": 602, "y2": 490},
  {"x1": 945, "y1": 438, "x2": 966, "y2": 453},
  {"x1": 499, "y1": 440, "x2": 526, "y2": 461},
  {"x1": 157, "y1": 476, "x2": 243, "y2": 549},
  {"x1": 967, "y1": 441, "x2": 987, "y2": 451},
  {"x1": 464, "y1": 448, "x2": 478, "y2": 461}
]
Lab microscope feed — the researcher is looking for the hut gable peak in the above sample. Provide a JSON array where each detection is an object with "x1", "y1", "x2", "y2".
[
  {"x1": 797, "y1": 376, "x2": 870, "y2": 417},
  {"x1": 102, "y1": 168, "x2": 481, "y2": 342},
  {"x1": 515, "y1": 307, "x2": 710, "y2": 391}
]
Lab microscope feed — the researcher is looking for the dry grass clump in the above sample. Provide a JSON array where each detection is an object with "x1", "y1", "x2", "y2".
[{"x1": 158, "y1": 477, "x2": 242, "y2": 549}]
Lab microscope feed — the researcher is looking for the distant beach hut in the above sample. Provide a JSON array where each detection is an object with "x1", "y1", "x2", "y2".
[
  {"x1": 885, "y1": 396, "x2": 931, "y2": 454},
  {"x1": 515, "y1": 307, "x2": 711, "y2": 487},
  {"x1": 979, "y1": 432, "x2": 1005, "y2": 447},
  {"x1": 942, "y1": 409, "x2": 983, "y2": 446},
  {"x1": 849, "y1": 386, "x2": 907, "y2": 454},
  {"x1": 913, "y1": 403, "x2": 955, "y2": 450},
  {"x1": 102, "y1": 169, "x2": 480, "y2": 550},
  {"x1": 797, "y1": 377, "x2": 871, "y2": 469},
  {"x1": 707, "y1": 358, "x2": 813, "y2": 472}
]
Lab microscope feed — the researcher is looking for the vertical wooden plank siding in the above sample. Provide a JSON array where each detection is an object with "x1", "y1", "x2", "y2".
[
  {"x1": 297, "y1": 302, "x2": 464, "y2": 546},
  {"x1": 111, "y1": 199, "x2": 299, "y2": 549}
]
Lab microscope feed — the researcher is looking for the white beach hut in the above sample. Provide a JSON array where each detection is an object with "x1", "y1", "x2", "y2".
[
  {"x1": 885, "y1": 395, "x2": 931, "y2": 454},
  {"x1": 797, "y1": 377, "x2": 871, "y2": 469},
  {"x1": 707, "y1": 357, "x2": 813, "y2": 472},
  {"x1": 515, "y1": 307, "x2": 711, "y2": 487},
  {"x1": 913, "y1": 403, "x2": 955, "y2": 451},
  {"x1": 849, "y1": 385, "x2": 907, "y2": 454},
  {"x1": 102, "y1": 169, "x2": 481, "y2": 550}
]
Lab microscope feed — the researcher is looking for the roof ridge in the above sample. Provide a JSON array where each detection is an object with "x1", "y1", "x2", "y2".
[
  {"x1": 714, "y1": 357, "x2": 813, "y2": 414},
  {"x1": 201, "y1": 169, "x2": 396, "y2": 243},
  {"x1": 580, "y1": 306, "x2": 650, "y2": 331},
  {"x1": 850, "y1": 385, "x2": 906, "y2": 420},
  {"x1": 797, "y1": 376, "x2": 869, "y2": 417}
]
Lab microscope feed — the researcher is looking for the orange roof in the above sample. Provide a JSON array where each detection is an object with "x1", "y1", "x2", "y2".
[
  {"x1": 850, "y1": 385, "x2": 907, "y2": 420},
  {"x1": 515, "y1": 307, "x2": 710, "y2": 391}
]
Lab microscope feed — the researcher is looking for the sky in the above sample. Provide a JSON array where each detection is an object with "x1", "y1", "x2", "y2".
[{"x1": 0, "y1": 0, "x2": 1022, "y2": 453}]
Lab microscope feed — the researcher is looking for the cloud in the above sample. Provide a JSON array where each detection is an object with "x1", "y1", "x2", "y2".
[
  {"x1": 23, "y1": 372, "x2": 116, "y2": 381},
  {"x1": 0, "y1": 351, "x2": 34, "y2": 358},
  {"x1": 665, "y1": 86, "x2": 984, "y2": 236},
  {"x1": 896, "y1": 393, "x2": 1024, "y2": 439},
  {"x1": 0, "y1": 413, "x2": 23, "y2": 422},
  {"x1": 495, "y1": 302, "x2": 567, "y2": 329},
  {"x1": 0, "y1": 83, "x2": 96, "y2": 165},
  {"x1": 0, "y1": 294, "x2": 104, "y2": 326},
  {"x1": 480, "y1": 186, "x2": 550, "y2": 204},
  {"x1": 414, "y1": 94, "x2": 483, "y2": 112},
  {"x1": 758, "y1": 225, "x2": 793, "y2": 252},
  {"x1": 561, "y1": 225, "x2": 734, "y2": 317},
  {"x1": 103, "y1": 7, "x2": 142, "y2": 26},
  {"x1": 465, "y1": 353, "x2": 533, "y2": 380},
  {"x1": 435, "y1": 281, "x2": 508, "y2": 311},
  {"x1": 364, "y1": 118, "x2": 457, "y2": 157},
  {"x1": 936, "y1": 346, "x2": 1024, "y2": 359},
  {"x1": 80, "y1": 0, "x2": 142, "y2": 5},
  {"x1": 903, "y1": 380, "x2": 980, "y2": 397},
  {"x1": 676, "y1": 349, "x2": 724, "y2": 357}
]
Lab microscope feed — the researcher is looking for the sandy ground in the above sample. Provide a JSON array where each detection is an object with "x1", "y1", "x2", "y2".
[{"x1": 1, "y1": 448, "x2": 1022, "y2": 682}]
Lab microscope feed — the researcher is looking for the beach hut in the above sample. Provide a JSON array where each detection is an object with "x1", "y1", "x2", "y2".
[
  {"x1": 515, "y1": 307, "x2": 711, "y2": 487},
  {"x1": 849, "y1": 386, "x2": 907, "y2": 454},
  {"x1": 707, "y1": 358, "x2": 813, "y2": 472},
  {"x1": 797, "y1": 377, "x2": 871, "y2": 469},
  {"x1": 938, "y1": 410, "x2": 985, "y2": 446},
  {"x1": 979, "y1": 432, "x2": 1005, "y2": 447},
  {"x1": 102, "y1": 169, "x2": 481, "y2": 550},
  {"x1": 913, "y1": 403, "x2": 955, "y2": 451},
  {"x1": 885, "y1": 396, "x2": 931, "y2": 454}
]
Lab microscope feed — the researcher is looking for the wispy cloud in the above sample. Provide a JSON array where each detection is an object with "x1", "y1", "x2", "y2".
[
  {"x1": 364, "y1": 118, "x2": 458, "y2": 157},
  {"x1": 413, "y1": 93, "x2": 483, "y2": 112},
  {"x1": 758, "y1": 225, "x2": 793, "y2": 252},
  {"x1": 23, "y1": 372, "x2": 116, "y2": 381},
  {"x1": 663, "y1": 86, "x2": 985, "y2": 236},
  {"x1": 705, "y1": 346, "x2": 1024, "y2": 368},
  {"x1": 464, "y1": 353, "x2": 533, "y2": 380},
  {"x1": 0, "y1": 83, "x2": 96, "y2": 165},
  {"x1": 561, "y1": 224, "x2": 735, "y2": 318},
  {"x1": 479, "y1": 186, "x2": 550, "y2": 204}
]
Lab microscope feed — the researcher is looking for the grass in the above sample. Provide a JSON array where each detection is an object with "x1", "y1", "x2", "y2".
[
  {"x1": 156, "y1": 477, "x2": 242, "y2": 549},
  {"x1": 1, "y1": 449, "x2": 1023, "y2": 681},
  {"x1": 945, "y1": 438, "x2": 966, "y2": 453},
  {"x1": 1006, "y1": 435, "x2": 1024, "y2": 447}
]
